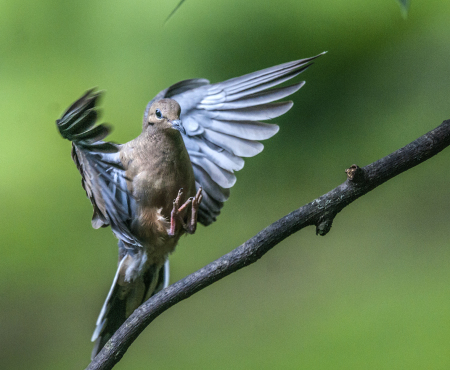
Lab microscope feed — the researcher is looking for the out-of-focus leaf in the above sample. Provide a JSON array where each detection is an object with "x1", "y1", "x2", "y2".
[{"x1": 397, "y1": 0, "x2": 410, "y2": 18}]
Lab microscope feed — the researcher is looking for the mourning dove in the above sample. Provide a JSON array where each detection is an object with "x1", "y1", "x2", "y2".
[{"x1": 55, "y1": 52, "x2": 325, "y2": 358}]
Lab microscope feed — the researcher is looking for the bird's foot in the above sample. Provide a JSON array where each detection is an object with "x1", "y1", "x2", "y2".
[
  {"x1": 187, "y1": 187, "x2": 202, "y2": 234},
  {"x1": 168, "y1": 189, "x2": 190, "y2": 237},
  {"x1": 168, "y1": 188, "x2": 202, "y2": 237}
]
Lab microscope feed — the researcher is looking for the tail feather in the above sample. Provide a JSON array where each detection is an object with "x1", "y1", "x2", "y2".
[
  {"x1": 91, "y1": 257, "x2": 170, "y2": 359},
  {"x1": 151, "y1": 259, "x2": 170, "y2": 299}
]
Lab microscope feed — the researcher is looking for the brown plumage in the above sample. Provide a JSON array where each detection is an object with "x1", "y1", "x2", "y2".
[
  {"x1": 58, "y1": 94, "x2": 202, "y2": 358},
  {"x1": 122, "y1": 99, "x2": 196, "y2": 255}
]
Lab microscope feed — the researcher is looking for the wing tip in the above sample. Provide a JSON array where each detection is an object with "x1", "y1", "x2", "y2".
[
  {"x1": 285, "y1": 100, "x2": 294, "y2": 110},
  {"x1": 272, "y1": 124, "x2": 280, "y2": 136}
]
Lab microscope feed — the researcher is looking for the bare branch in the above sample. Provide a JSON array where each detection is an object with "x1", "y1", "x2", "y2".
[{"x1": 86, "y1": 119, "x2": 450, "y2": 370}]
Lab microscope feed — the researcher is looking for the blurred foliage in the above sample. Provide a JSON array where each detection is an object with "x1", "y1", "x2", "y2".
[
  {"x1": 1, "y1": 0, "x2": 450, "y2": 369},
  {"x1": 397, "y1": 0, "x2": 411, "y2": 18}
]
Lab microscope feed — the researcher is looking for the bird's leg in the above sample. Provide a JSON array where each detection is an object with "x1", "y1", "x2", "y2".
[
  {"x1": 185, "y1": 187, "x2": 203, "y2": 234},
  {"x1": 168, "y1": 188, "x2": 203, "y2": 236},
  {"x1": 168, "y1": 189, "x2": 192, "y2": 236}
]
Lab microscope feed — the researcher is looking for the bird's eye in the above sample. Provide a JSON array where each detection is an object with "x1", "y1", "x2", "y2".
[{"x1": 155, "y1": 109, "x2": 163, "y2": 119}]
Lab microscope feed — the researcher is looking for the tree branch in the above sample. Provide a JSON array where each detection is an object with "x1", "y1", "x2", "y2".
[{"x1": 86, "y1": 119, "x2": 450, "y2": 370}]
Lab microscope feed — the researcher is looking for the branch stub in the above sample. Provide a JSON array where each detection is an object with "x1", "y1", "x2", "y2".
[{"x1": 345, "y1": 164, "x2": 366, "y2": 183}]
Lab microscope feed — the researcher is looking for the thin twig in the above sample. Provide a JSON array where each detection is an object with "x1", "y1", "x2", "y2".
[
  {"x1": 86, "y1": 119, "x2": 450, "y2": 370},
  {"x1": 164, "y1": 0, "x2": 186, "y2": 24}
]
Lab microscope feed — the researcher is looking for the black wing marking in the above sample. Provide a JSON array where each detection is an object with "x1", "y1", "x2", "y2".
[{"x1": 57, "y1": 89, "x2": 140, "y2": 247}]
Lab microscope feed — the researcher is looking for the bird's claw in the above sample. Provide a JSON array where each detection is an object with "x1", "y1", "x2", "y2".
[
  {"x1": 168, "y1": 187, "x2": 202, "y2": 237},
  {"x1": 186, "y1": 187, "x2": 202, "y2": 234},
  {"x1": 192, "y1": 188, "x2": 203, "y2": 210}
]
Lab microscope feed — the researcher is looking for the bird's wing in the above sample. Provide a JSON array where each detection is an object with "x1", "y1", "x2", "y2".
[
  {"x1": 56, "y1": 89, "x2": 139, "y2": 247},
  {"x1": 145, "y1": 52, "x2": 325, "y2": 225}
]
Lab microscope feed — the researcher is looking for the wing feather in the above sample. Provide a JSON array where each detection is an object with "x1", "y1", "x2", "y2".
[
  {"x1": 57, "y1": 90, "x2": 140, "y2": 247},
  {"x1": 147, "y1": 52, "x2": 326, "y2": 225}
]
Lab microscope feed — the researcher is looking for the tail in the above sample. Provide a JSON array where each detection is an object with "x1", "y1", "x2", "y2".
[{"x1": 91, "y1": 254, "x2": 169, "y2": 359}]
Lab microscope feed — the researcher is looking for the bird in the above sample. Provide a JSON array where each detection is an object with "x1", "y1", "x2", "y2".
[{"x1": 55, "y1": 52, "x2": 325, "y2": 359}]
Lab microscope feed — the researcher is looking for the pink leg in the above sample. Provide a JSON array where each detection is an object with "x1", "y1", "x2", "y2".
[
  {"x1": 187, "y1": 187, "x2": 203, "y2": 234},
  {"x1": 168, "y1": 188, "x2": 203, "y2": 236}
]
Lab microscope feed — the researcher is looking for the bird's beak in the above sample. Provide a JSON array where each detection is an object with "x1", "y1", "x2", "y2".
[{"x1": 170, "y1": 119, "x2": 186, "y2": 135}]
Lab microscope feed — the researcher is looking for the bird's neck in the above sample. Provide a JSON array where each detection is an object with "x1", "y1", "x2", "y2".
[{"x1": 136, "y1": 128, "x2": 185, "y2": 161}]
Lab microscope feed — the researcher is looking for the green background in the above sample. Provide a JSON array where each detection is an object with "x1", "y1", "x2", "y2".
[{"x1": 2, "y1": 0, "x2": 450, "y2": 369}]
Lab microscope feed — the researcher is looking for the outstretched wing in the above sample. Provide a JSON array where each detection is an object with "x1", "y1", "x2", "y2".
[
  {"x1": 145, "y1": 52, "x2": 325, "y2": 225},
  {"x1": 56, "y1": 89, "x2": 139, "y2": 247}
]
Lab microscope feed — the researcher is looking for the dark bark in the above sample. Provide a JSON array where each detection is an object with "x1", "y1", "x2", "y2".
[{"x1": 86, "y1": 119, "x2": 450, "y2": 370}]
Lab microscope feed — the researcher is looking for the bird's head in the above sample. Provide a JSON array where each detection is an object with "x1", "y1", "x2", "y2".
[{"x1": 144, "y1": 98, "x2": 185, "y2": 135}]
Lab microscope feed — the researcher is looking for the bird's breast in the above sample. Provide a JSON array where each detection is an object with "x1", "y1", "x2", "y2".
[
  {"x1": 133, "y1": 140, "x2": 194, "y2": 207},
  {"x1": 122, "y1": 130, "x2": 195, "y2": 246}
]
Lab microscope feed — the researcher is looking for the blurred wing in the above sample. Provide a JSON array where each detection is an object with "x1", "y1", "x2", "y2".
[
  {"x1": 145, "y1": 52, "x2": 325, "y2": 225},
  {"x1": 56, "y1": 89, "x2": 139, "y2": 247}
]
